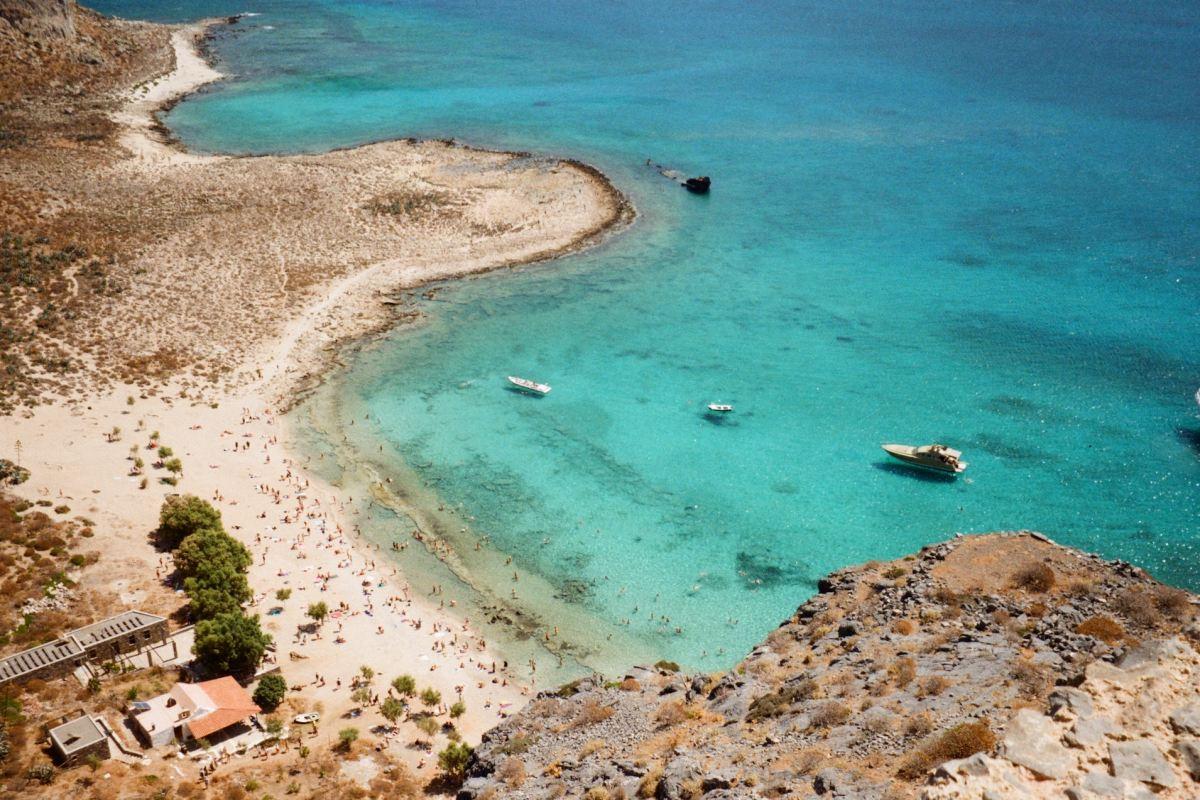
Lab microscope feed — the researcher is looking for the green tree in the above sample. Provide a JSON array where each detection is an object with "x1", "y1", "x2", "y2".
[
  {"x1": 380, "y1": 696, "x2": 406, "y2": 725},
  {"x1": 337, "y1": 727, "x2": 359, "y2": 752},
  {"x1": 175, "y1": 528, "x2": 251, "y2": 578},
  {"x1": 155, "y1": 495, "x2": 222, "y2": 549},
  {"x1": 420, "y1": 687, "x2": 441, "y2": 709},
  {"x1": 437, "y1": 741, "x2": 472, "y2": 779},
  {"x1": 192, "y1": 612, "x2": 270, "y2": 677},
  {"x1": 449, "y1": 701, "x2": 466, "y2": 719},
  {"x1": 359, "y1": 665, "x2": 374, "y2": 684},
  {"x1": 306, "y1": 601, "x2": 329, "y2": 627},
  {"x1": 186, "y1": 582, "x2": 245, "y2": 620},
  {"x1": 351, "y1": 687, "x2": 372, "y2": 706},
  {"x1": 253, "y1": 673, "x2": 287, "y2": 712},
  {"x1": 163, "y1": 457, "x2": 183, "y2": 478},
  {"x1": 391, "y1": 674, "x2": 416, "y2": 697}
]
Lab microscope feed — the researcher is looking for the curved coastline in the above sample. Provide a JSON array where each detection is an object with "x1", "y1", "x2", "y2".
[
  {"x1": 153, "y1": 17, "x2": 641, "y2": 680},
  {"x1": 126, "y1": 19, "x2": 635, "y2": 411},
  {"x1": 1, "y1": 6, "x2": 637, "y2": 778}
]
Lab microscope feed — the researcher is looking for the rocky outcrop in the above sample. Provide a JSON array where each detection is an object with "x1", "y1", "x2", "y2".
[
  {"x1": 459, "y1": 533, "x2": 1199, "y2": 799},
  {"x1": 925, "y1": 638, "x2": 1200, "y2": 798},
  {"x1": 0, "y1": 0, "x2": 75, "y2": 39}
]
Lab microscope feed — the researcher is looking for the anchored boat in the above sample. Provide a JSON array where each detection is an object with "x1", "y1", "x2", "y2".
[
  {"x1": 507, "y1": 376, "x2": 551, "y2": 396},
  {"x1": 684, "y1": 176, "x2": 711, "y2": 194},
  {"x1": 706, "y1": 403, "x2": 734, "y2": 413},
  {"x1": 881, "y1": 443, "x2": 967, "y2": 475}
]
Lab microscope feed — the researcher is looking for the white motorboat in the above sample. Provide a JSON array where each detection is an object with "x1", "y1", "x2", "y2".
[
  {"x1": 881, "y1": 443, "x2": 968, "y2": 475},
  {"x1": 706, "y1": 403, "x2": 734, "y2": 413},
  {"x1": 507, "y1": 376, "x2": 551, "y2": 396}
]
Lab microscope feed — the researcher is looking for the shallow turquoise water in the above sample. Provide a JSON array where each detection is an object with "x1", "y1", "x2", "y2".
[{"x1": 99, "y1": 1, "x2": 1200, "y2": 673}]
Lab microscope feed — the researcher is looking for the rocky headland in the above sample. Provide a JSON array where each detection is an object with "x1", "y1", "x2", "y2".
[{"x1": 461, "y1": 533, "x2": 1199, "y2": 799}]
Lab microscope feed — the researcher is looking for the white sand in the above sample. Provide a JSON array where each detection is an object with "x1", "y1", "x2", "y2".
[{"x1": 0, "y1": 20, "x2": 630, "y2": 780}]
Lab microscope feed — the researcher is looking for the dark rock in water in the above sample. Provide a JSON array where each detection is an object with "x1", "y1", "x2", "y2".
[{"x1": 684, "y1": 175, "x2": 711, "y2": 194}]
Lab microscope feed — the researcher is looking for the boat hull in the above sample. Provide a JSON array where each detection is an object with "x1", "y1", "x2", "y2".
[{"x1": 881, "y1": 444, "x2": 966, "y2": 475}]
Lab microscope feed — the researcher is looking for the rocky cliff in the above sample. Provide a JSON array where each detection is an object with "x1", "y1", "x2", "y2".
[
  {"x1": 0, "y1": 0, "x2": 75, "y2": 39},
  {"x1": 460, "y1": 533, "x2": 1199, "y2": 799}
]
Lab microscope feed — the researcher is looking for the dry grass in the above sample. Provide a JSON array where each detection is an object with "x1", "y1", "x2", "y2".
[
  {"x1": 569, "y1": 698, "x2": 615, "y2": 729},
  {"x1": 1011, "y1": 562, "x2": 1056, "y2": 593},
  {"x1": 889, "y1": 657, "x2": 917, "y2": 688},
  {"x1": 745, "y1": 679, "x2": 818, "y2": 722},
  {"x1": 809, "y1": 701, "x2": 852, "y2": 730},
  {"x1": 1076, "y1": 615, "x2": 1125, "y2": 644},
  {"x1": 918, "y1": 676, "x2": 953, "y2": 698},
  {"x1": 497, "y1": 756, "x2": 527, "y2": 788},
  {"x1": 903, "y1": 712, "x2": 935, "y2": 739},
  {"x1": 655, "y1": 700, "x2": 698, "y2": 728},
  {"x1": 1011, "y1": 660, "x2": 1052, "y2": 698},
  {"x1": 637, "y1": 767, "x2": 663, "y2": 798},
  {"x1": 1150, "y1": 585, "x2": 1193, "y2": 621},
  {"x1": 892, "y1": 619, "x2": 916, "y2": 635},
  {"x1": 580, "y1": 739, "x2": 606, "y2": 759},
  {"x1": 1115, "y1": 589, "x2": 1160, "y2": 627},
  {"x1": 897, "y1": 721, "x2": 996, "y2": 780}
]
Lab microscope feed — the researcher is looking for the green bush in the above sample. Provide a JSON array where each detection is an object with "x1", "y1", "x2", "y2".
[
  {"x1": 192, "y1": 612, "x2": 270, "y2": 677},
  {"x1": 391, "y1": 674, "x2": 416, "y2": 697},
  {"x1": 253, "y1": 674, "x2": 287, "y2": 712},
  {"x1": 27, "y1": 762, "x2": 55, "y2": 784},
  {"x1": 175, "y1": 528, "x2": 251, "y2": 578},
  {"x1": 437, "y1": 741, "x2": 472, "y2": 778},
  {"x1": 155, "y1": 495, "x2": 221, "y2": 549}
]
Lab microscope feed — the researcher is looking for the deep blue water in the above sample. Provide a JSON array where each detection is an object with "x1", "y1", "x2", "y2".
[{"x1": 97, "y1": 0, "x2": 1200, "y2": 675}]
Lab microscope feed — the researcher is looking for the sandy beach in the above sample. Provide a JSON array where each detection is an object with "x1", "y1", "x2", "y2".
[{"x1": 0, "y1": 16, "x2": 630, "y2": 787}]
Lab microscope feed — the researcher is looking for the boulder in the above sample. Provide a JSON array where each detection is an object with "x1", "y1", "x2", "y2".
[
  {"x1": 1000, "y1": 709, "x2": 1074, "y2": 779},
  {"x1": 1049, "y1": 687, "x2": 1095, "y2": 719},
  {"x1": 1175, "y1": 739, "x2": 1200, "y2": 781},
  {"x1": 1108, "y1": 740, "x2": 1177, "y2": 788},
  {"x1": 1065, "y1": 715, "x2": 1116, "y2": 749},
  {"x1": 1168, "y1": 704, "x2": 1200, "y2": 736}
]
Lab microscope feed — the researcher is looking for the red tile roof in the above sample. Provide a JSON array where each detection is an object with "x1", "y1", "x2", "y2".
[{"x1": 185, "y1": 676, "x2": 260, "y2": 740}]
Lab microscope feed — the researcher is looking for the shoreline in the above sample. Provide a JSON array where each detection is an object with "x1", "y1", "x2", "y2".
[{"x1": 0, "y1": 12, "x2": 635, "y2": 783}]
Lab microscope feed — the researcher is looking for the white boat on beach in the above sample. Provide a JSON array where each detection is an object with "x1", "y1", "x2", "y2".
[
  {"x1": 507, "y1": 376, "x2": 551, "y2": 396},
  {"x1": 706, "y1": 403, "x2": 734, "y2": 413},
  {"x1": 881, "y1": 443, "x2": 968, "y2": 475}
]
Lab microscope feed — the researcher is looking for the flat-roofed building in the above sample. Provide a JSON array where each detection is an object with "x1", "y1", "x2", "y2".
[
  {"x1": 0, "y1": 610, "x2": 168, "y2": 684},
  {"x1": 48, "y1": 714, "x2": 110, "y2": 765}
]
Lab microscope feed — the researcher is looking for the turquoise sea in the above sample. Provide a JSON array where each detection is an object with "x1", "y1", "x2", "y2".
[{"x1": 98, "y1": 0, "x2": 1200, "y2": 679}]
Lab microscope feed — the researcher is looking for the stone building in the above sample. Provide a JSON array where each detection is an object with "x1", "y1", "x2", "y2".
[
  {"x1": 48, "y1": 714, "x2": 110, "y2": 766},
  {"x1": 0, "y1": 610, "x2": 169, "y2": 684}
]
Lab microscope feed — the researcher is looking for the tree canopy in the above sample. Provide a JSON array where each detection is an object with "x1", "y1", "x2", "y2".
[
  {"x1": 155, "y1": 495, "x2": 222, "y2": 549},
  {"x1": 438, "y1": 741, "x2": 472, "y2": 778},
  {"x1": 175, "y1": 527, "x2": 251, "y2": 578},
  {"x1": 192, "y1": 612, "x2": 270, "y2": 677},
  {"x1": 253, "y1": 673, "x2": 287, "y2": 712}
]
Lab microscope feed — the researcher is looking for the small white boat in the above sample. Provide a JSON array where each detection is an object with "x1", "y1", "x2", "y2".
[
  {"x1": 881, "y1": 443, "x2": 967, "y2": 475},
  {"x1": 507, "y1": 376, "x2": 551, "y2": 396},
  {"x1": 706, "y1": 403, "x2": 734, "y2": 413}
]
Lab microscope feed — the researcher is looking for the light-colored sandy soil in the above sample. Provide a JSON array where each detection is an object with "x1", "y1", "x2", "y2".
[{"x1": 0, "y1": 15, "x2": 631, "y2": 791}]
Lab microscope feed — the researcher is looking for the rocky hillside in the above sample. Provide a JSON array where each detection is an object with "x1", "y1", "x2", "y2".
[
  {"x1": 460, "y1": 533, "x2": 1199, "y2": 799},
  {"x1": 0, "y1": 0, "x2": 75, "y2": 39}
]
